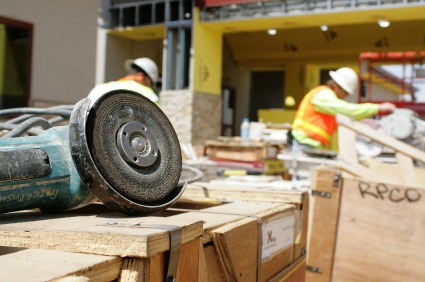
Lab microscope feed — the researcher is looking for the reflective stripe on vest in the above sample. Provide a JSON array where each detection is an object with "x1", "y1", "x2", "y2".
[{"x1": 292, "y1": 86, "x2": 336, "y2": 146}]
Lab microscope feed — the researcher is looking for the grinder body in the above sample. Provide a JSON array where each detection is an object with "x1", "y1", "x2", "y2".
[
  {"x1": 0, "y1": 126, "x2": 94, "y2": 214},
  {"x1": 0, "y1": 86, "x2": 185, "y2": 216}
]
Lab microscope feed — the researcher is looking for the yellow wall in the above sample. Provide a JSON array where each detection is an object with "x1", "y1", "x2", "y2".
[
  {"x1": 258, "y1": 109, "x2": 296, "y2": 124},
  {"x1": 193, "y1": 8, "x2": 222, "y2": 95}
]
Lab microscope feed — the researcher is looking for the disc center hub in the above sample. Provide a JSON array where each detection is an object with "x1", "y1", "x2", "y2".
[{"x1": 117, "y1": 121, "x2": 158, "y2": 167}]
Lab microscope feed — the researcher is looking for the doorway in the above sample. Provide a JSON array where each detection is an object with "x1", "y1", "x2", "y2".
[
  {"x1": 0, "y1": 16, "x2": 33, "y2": 108},
  {"x1": 249, "y1": 70, "x2": 284, "y2": 122}
]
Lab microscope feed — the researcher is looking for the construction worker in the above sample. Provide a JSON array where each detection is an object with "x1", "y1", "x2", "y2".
[
  {"x1": 291, "y1": 67, "x2": 396, "y2": 152},
  {"x1": 118, "y1": 57, "x2": 160, "y2": 105},
  {"x1": 90, "y1": 57, "x2": 160, "y2": 105}
]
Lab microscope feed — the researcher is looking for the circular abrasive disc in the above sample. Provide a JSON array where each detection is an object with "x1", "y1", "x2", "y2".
[{"x1": 85, "y1": 91, "x2": 182, "y2": 204}]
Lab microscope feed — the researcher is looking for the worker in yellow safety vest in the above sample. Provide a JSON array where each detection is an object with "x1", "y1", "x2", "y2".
[
  {"x1": 291, "y1": 67, "x2": 396, "y2": 152},
  {"x1": 92, "y1": 57, "x2": 160, "y2": 105}
]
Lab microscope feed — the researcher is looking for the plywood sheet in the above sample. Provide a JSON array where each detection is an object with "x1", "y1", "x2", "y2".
[
  {"x1": 306, "y1": 167, "x2": 342, "y2": 282},
  {"x1": 0, "y1": 249, "x2": 121, "y2": 282},
  {"x1": 333, "y1": 176, "x2": 425, "y2": 281},
  {"x1": 183, "y1": 182, "x2": 307, "y2": 204},
  {"x1": 0, "y1": 209, "x2": 203, "y2": 258}
]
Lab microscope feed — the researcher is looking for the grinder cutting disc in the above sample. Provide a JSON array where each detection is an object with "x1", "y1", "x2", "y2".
[{"x1": 69, "y1": 87, "x2": 184, "y2": 215}]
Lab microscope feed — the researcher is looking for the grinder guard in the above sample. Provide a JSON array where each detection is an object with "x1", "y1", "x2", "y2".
[{"x1": 69, "y1": 87, "x2": 185, "y2": 216}]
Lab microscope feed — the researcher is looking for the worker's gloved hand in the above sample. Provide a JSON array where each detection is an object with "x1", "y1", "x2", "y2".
[{"x1": 378, "y1": 102, "x2": 396, "y2": 114}]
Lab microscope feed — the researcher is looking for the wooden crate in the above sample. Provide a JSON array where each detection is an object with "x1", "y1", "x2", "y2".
[
  {"x1": 181, "y1": 178, "x2": 310, "y2": 261},
  {"x1": 180, "y1": 177, "x2": 308, "y2": 281},
  {"x1": 0, "y1": 206, "x2": 203, "y2": 282},
  {"x1": 302, "y1": 113, "x2": 425, "y2": 281},
  {"x1": 169, "y1": 200, "x2": 303, "y2": 282},
  {"x1": 0, "y1": 179, "x2": 308, "y2": 282},
  {"x1": 307, "y1": 166, "x2": 425, "y2": 282}
]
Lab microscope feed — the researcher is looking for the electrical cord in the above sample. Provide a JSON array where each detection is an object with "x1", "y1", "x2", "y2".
[
  {"x1": 0, "y1": 108, "x2": 73, "y2": 118},
  {"x1": 0, "y1": 105, "x2": 205, "y2": 182},
  {"x1": 178, "y1": 164, "x2": 204, "y2": 185},
  {"x1": 0, "y1": 105, "x2": 73, "y2": 137}
]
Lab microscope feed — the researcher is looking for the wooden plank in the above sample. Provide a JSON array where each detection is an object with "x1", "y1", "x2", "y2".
[
  {"x1": 336, "y1": 114, "x2": 425, "y2": 188},
  {"x1": 0, "y1": 249, "x2": 122, "y2": 282},
  {"x1": 362, "y1": 158, "x2": 425, "y2": 187},
  {"x1": 119, "y1": 258, "x2": 145, "y2": 282},
  {"x1": 295, "y1": 190, "x2": 309, "y2": 260},
  {"x1": 337, "y1": 121, "x2": 388, "y2": 181},
  {"x1": 0, "y1": 209, "x2": 203, "y2": 258},
  {"x1": 207, "y1": 203, "x2": 296, "y2": 282},
  {"x1": 120, "y1": 239, "x2": 200, "y2": 282},
  {"x1": 171, "y1": 210, "x2": 248, "y2": 244},
  {"x1": 336, "y1": 114, "x2": 425, "y2": 164},
  {"x1": 198, "y1": 240, "x2": 211, "y2": 282},
  {"x1": 332, "y1": 176, "x2": 425, "y2": 282},
  {"x1": 337, "y1": 125, "x2": 358, "y2": 162},
  {"x1": 172, "y1": 201, "x2": 286, "y2": 243},
  {"x1": 203, "y1": 243, "x2": 225, "y2": 282},
  {"x1": 306, "y1": 167, "x2": 343, "y2": 282},
  {"x1": 395, "y1": 152, "x2": 420, "y2": 186},
  {"x1": 269, "y1": 255, "x2": 306, "y2": 282},
  {"x1": 337, "y1": 159, "x2": 378, "y2": 180},
  {"x1": 176, "y1": 238, "x2": 200, "y2": 282},
  {"x1": 182, "y1": 182, "x2": 306, "y2": 205},
  {"x1": 211, "y1": 217, "x2": 258, "y2": 282}
]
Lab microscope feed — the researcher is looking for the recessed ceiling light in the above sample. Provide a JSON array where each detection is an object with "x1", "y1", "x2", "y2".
[
  {"x1": 267, "y1": 29, "x2": 277, "y2": 36},
  {"x1": 378, "y1": 19, "x2": 390, "y2": 28},
  {"x1": 320, "y1": 24, "x2": 328, "y2": 32}
]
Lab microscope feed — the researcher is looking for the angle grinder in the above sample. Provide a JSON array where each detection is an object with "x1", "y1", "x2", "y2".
[{"x1": 0, "y1": 85, "x2": 192, "y2": 215}]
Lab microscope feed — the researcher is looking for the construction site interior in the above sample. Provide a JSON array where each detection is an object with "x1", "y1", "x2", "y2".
[{"x1": 0, "y1": 0, "x2": 425, "y2": 281}]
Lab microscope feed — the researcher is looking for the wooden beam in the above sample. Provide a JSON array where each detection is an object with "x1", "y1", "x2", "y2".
[{"x1": 336, "y1": 114, "x2": 425, "y2": 164}]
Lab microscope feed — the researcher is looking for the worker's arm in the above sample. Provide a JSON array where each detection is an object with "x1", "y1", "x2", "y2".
[{"x1": 312, "y1": 89, "x2": 379, "y2": 120}]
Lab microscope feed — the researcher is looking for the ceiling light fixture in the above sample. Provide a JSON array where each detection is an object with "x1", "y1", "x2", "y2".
[
  {"x1": 267, "y1": 29, "x2": 277, "y2": 36},
  {"x1": 378, "y1": 19, "x2": 390, "y2": 28},
  {"x1": 320, "y1": 24, "x2": 328, "y2": 32}
]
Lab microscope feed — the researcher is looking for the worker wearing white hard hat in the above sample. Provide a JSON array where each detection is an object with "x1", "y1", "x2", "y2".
[
  {"x1": 291, "y1": 67, "x2": 396, "y2": 151},
  {"x1": 124, "y1": 57, "x2": 159, "y2": 86},
  {"x1": 91, "y1": 57, "x2": 160, "y2": 105},
  {"x1": 113, "y1": 57, "x2": 160, "y2": 105}
]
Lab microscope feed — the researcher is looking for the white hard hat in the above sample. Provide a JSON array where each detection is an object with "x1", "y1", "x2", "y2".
[
  {"x1": 125, "y1": 57, "x2": 159, "y2": 84},
  {"x1": 329, "y1": 67, "x2": 359, "y2": 95}
]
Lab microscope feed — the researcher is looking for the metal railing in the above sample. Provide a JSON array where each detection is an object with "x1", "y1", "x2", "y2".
[
  {"x1": 200, "y1": 0, "x2": 425, "y2": 21},
  {"x1": 100, "y1": 0, "x2": 192, "y2": 29}
]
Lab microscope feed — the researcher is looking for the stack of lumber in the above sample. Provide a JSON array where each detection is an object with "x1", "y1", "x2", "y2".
[
  {"x1": 204, "y1": 137, "x2": 286, "y2": 175},
  {"x1": 0, "y1": 177, "x2": 309, "y2": 282},
  {"x1": 0, "y1": 206, "x2": 203, "y2": 281}
]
